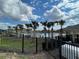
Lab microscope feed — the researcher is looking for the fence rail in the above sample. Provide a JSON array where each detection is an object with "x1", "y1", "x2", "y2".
[
  {"x1": 44, "y1": 39, "x2": 79, "y2": 59},
  {"x1": 59, "y1": 41, "x2": 79, "y2": 59},
  {"x1": 47, "y1": 39, "x2": 79, "y2": 59},
  {"x1": 0, "y1": 35, "x2": 43, "y2": 54},
  {"x1": 1, "y1": 34, "x2": 79, "y2": 59}
]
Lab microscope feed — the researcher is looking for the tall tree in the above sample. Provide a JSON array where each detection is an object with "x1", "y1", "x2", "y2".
[
  {"x1": 55, "y1": 21, "x2": 59, "y2": 25},
  {"x1": 41, "y1": 21, "x2": 47, "y2": 38},
  {"x1": 17, "y1": 24, "x2": 24, "y2": 37},
  {"x1": 32, "y1": 21, "x2": 39, "y2": 31},
  {"x1": 25, "y1": 23, "x2": 32, "y2": 38},
  {"x1": 47, "y1": 22, "x2": 52, "y2": 38},
  {"x1": 8, "y1": 26, "x2": 11, "y2": 36},
  {"x1": 32, "y1": 21, "x2": 39, "y2": 53},
  {"x1": 13, "y1": 26, "x2": 18, "y2": 37},
  {"x1": 41, "y1": 21, "x2": 49, "y2": 50},
  {"x1": 31, "y1": 21, "x2": 39, "y2": 38},
  {"x1": 59, "y1": 20, "x2": 65, "y2": 36},
  {"x1": 17, "y1": 24, "x2": 24, "y2": 53},
  {"x1": 17, "y1": 24, "x2": 24, "y2": 38},
  {"x1": 51, "y1": 22, "x2": 54, "y2": 39},
  {"x1": 25, "y1": 24, "x2": 32, "y2": 29},
  {"x1": 58, "y1": 20, "x2": 65, "y2": 39},
  {"x1": 17, "y1": 24, "x2": 24, "y2": 31}
]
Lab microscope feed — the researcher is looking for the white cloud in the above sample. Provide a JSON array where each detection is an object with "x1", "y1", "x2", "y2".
[
  {"x1": 20, "y1": 15, "x2": 29, "y2": 22},
  {"x1": 57, "y1": 0, "x2": 79, "y2": 9},
  {"x1": 61, "y1": 1, "x2": 79, "y2": 20},
  {"x1": 20, "y1": 14, "x2": 40, "y2": 22},
  {"x1": 57, "y1": 0, "x2": 69, "y2": 8},
  {"x1": 44, "y1": 0, "x2": 79, "y2": 29},
  {"x1": 43, "y1": 2, "x2": 49, "y2": 8},
  {"x1": 0, "y1": 0, "x2": 40, "y2": 21},
  {"x1": 56, "y1": 0, "x2": 79, "y2": 27},
  {"x1": 36, "y1": 22, "x2": 44, "y2": 30},
  {"x1": 44, "y1": 6, "x2": 65, "y2": 22},
  {"x1": 64, "y1": 1, "x2": 79, "y2": 9},
  {"x1": 0, "y1": 22, "x2": 14, "y2": 29}
]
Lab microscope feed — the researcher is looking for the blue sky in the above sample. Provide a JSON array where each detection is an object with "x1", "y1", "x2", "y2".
[{"x1": 0, "y1": 0, "x2": 79, "y2": 30}]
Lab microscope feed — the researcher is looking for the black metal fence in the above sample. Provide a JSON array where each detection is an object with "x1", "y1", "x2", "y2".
[
  {"x1": 42, "y1": 39, "x2": 79, "y2": 59},
  {"x1": 42, "y1": 35, "x2": 79, "y2": 59},
  {"x1": 59, "y1": 41, "x2": 79, "y2": 59},
  {"x1": 0, "y1": 34, "x2": 43, "y2": 54},
  {"x1": 1, "y1": 32, "x2": 79, "y2": 59}
]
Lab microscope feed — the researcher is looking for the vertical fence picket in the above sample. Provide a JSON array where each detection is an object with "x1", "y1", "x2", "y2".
[{"x1": 22, "y1": 34, "x2": 24, "y2": 53}]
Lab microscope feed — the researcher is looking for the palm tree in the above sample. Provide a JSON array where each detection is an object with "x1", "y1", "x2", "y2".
[
  {"x1": 13, "y1": 26, "x2": 18, "y2": 37},
  {"x1": 55, "y1": 21, "x2": 59, "y2": 25},
  {"x1": 31, "y1": 21, "x2": 39, "y2": 53},
  {"x1": 25, "y1": 23, "x2": 32, "y2": 38},
  {"x1": 58, "y1": 20, "x2": 65, "y2": 39},
  {"x1": 8, "y1": 26, "x2": 11, "y2": 28},
  {"x1": 25, "y1": 24, "x2": 32, "y2": 28},
  {"x1": 41, "y1": 21, "x2": 49, "y2": 50},
  {"x1": 51, "y1": 22, "x2": 54, "y2": 39},
  {"x1": 47, "y1": 22, "x2": 52, "y2": 38},
  {"x1": 17, "y1": 24, "x2": 24, "y2": 31},
  {"x1": 41, "y1": 21, "x2": 47, "y2": 38},
  {"x1": 25, "y1": 24, "x2": 29, "y2": 28},
  {"x1": 8, "y1": 26, "x2": 11, "y2": 36},
  {"x1": 46, "y1": 22, "x2": 55, "y2": 39},
  {"x1": 31, "y1": 21, "x2": 39, "y2": 38},
  {"x1": 32, "y1": 21, "x2": 39, "y2": 31},
  {"x1": 17, "y1": 24, "x2": 24, "y2": 53},
  {"x1": 17, "y1": 24, "x2": 24, "y2": 38}
]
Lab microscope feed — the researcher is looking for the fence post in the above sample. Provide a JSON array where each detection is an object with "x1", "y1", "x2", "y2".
[
  {"x1": 22, "y1": 34, "x2": 24, "y2": 53},
  {"x1": 36, "y1": 37, "x2": 38, "y2": 53},
  {"x1": 59, "y1": 40, "x2": 62, "y2": 59}
]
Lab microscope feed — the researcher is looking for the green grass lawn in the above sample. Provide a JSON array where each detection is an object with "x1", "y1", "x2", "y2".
[
  {"x1": 0, "y1": 54, "x2": 30, "y2": 59},
  {"x1": 0, "y1": 56, "x2": 5, "y2": 59},
  {"x1": 0, "y1": 37, "x2": 36, "y2": 50},
  {"x1": 0, "y1": 37, "x2": 47, "y2": 59}
]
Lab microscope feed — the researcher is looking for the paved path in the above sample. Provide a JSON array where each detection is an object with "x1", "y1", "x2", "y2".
[{"x1": 0, "y1": 51, "x2": 54, "y2": 59}]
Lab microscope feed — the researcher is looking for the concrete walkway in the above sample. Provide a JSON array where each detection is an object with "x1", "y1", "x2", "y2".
[{"x1": 0, "y1": 52, "x2": 54, "y2": 59}]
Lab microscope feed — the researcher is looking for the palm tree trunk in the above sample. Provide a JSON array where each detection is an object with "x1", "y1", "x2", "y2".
[
  {"x1": 44, "y1": 27, "x2": 47, "y2": 43},
  {"x1": 51, "y1": 27, "x2": 54, "y2": 49},
  {"x1": 33, "y1": 29, "x2": 35, "y2": 37},
  {"x1": 8, "y1": 29, "x2": 10, "y2": 36},
  {"x1": 15, "y1": 30, "x2": 17, "y2": 37},
  {"x1": 52, "y1": 27, "x2": 53, "y2": 39},
  {"x1": 20, "y1": 30, "x2": 22, "y2": 38},
  {"x1": 46, "y1": 28, "x2": 50, "y2": 51},
  {"x1": 49, "y1": 28, "x2": 50, "y2": 38},
  {"x1": 48, "y1": 28, "x2": 50, "y2": 38},
  {"x1": 44, "y1": 32, "x2": 47, "y2": 42},
  {"x1": 34, "y1": 29, "x2": 38, "y2": 53},
  {"x1": 60, "y1": 25, "x2": 63, "y2": 40}
]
